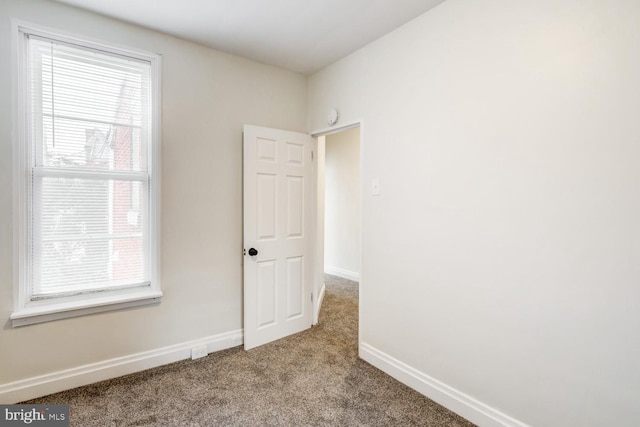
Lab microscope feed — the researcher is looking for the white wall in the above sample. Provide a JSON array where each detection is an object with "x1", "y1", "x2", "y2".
[
  {"x1": 324, "y1": 127, "x2": 361, "y2": 281},
  {"x1": 0, "y1": 0, "x2": 307, "y2": 401},
  {"x1": 309, "y1": 0, "x2": 640, "y2": 426}
]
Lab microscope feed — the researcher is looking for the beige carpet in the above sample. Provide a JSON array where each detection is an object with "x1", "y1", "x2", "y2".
[{"x1": 25, "y1": 275, "x2": 475, "y2": 426}]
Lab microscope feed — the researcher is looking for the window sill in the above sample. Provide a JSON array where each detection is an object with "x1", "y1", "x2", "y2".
[{"x1": 10, "y1": 290, "x2": 163, "y2": 327}]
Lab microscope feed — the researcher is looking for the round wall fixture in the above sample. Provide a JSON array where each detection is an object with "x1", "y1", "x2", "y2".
[{"x1": 327, "y1": 108, "x2": 339, "y2": 126}]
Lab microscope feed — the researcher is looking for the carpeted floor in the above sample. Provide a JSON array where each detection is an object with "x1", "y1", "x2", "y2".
[{"x1": 25, "y1": 275, "x2": 475, "y2": 426}]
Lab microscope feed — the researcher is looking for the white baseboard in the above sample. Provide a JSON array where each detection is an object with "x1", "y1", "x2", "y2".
[
  {"x1": 0, "y1": 329, "x2": 243, "y2": 404},
  {"x1": 359, "y1": 343, "x2": 529, "y2": 427},
  {"x1": 325, "y1": 266, "x2": 359, "y2": 282},
  {"x1": 313, "y1": 283, "x2": 326, "y2": 325}
]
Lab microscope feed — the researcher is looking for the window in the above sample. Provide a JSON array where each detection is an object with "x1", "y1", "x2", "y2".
[{"x1": 12, "y1": 22, "x2": 162, "y2": 326}]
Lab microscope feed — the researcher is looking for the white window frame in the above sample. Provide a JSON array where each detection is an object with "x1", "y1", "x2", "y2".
[{"x1": 11, "y1": 20, "x2": 162, "y2": 327}]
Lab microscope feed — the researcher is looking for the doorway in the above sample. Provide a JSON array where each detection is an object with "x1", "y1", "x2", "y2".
[{"x1": 313, "y1": 124, "x2": 361, "y2": 325}]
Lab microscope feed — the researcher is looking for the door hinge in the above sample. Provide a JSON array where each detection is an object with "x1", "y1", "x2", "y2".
[
  {"x1": 311, "y1": 150, "x2": 314, "y2": 161},
  {"x1": 311, "y1": 292, "x2": 313, "y2": 302}
]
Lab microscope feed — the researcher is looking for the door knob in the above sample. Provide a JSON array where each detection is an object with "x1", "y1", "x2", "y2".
[{"x1": 248, "y1": 248, "x2": 258, "y2": 256}]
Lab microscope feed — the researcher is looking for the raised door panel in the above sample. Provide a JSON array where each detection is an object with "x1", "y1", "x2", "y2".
[
  {"x1": 286, "y1": 176, "x2": 304, "y2": 238},
  {"x1": 257, "y1": 137, "x2": 277, "y2": 163},
  {"x1": 286, "y1": 141, "x2": 304, "y2": 166},
  {"x1": 257, "y1": 174, "x2": 277, "y2": 240},
  {"x1": 286, "y1": 256, "x2": 303, "y2": 319},
  {"x1": 257, "y1": 260, "x2": 276, "y2": 328}
]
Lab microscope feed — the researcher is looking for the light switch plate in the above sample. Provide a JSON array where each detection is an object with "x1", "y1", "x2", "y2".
[{"x1": 372, "y1": 178, "x2": 380, "y2": 196}]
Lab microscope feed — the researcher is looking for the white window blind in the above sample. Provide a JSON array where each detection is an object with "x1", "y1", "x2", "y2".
[{"x1": 26, "y1": 34, "x2": 154, "y2": 300}]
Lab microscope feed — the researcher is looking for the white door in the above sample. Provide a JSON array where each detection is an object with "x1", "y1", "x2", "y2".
[{"x1": 243, "y1": 125, "x2": 315, "y2": 350}]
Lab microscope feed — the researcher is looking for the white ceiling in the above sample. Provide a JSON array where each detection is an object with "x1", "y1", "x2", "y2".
[{"x1": 53, "y1": 0, "x2": 446, "y2": 74}]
